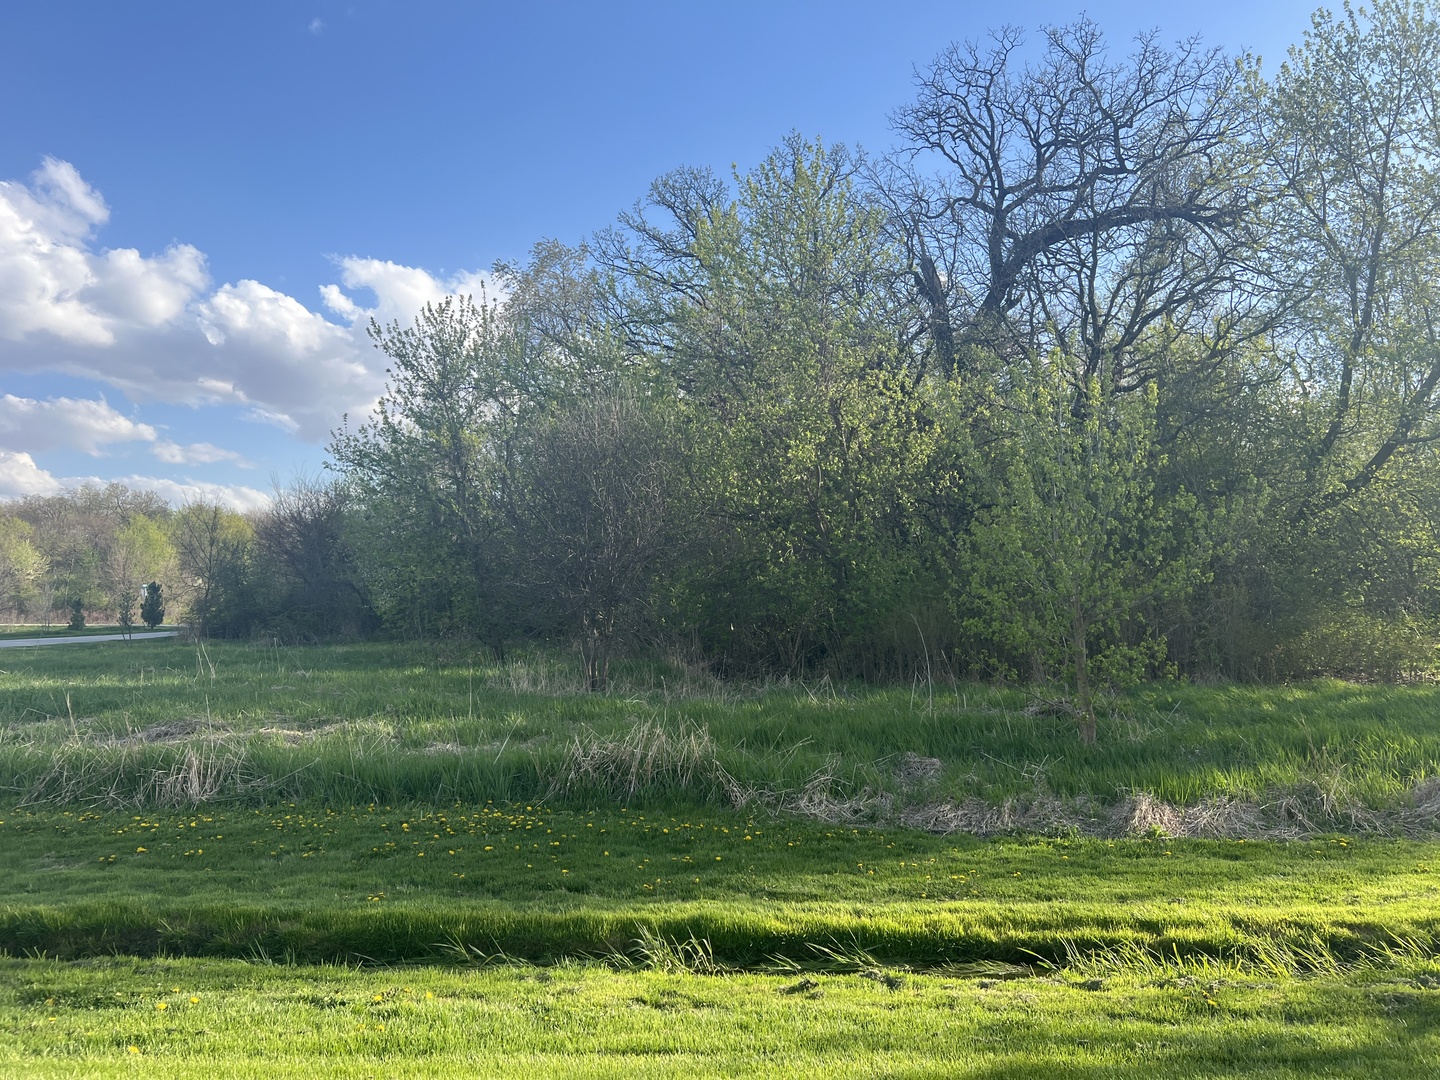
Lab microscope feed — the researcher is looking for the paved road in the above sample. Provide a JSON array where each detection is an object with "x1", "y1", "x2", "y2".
[{"x1": 0, "y1": 631, "x2": 181, "y2": 648}]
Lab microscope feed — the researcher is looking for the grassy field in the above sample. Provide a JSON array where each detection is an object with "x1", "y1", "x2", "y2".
[
  {"x1": 3, "y1": 955, "x2": 1437, "y2": 1078},
  {"x1": 2, "y1": 803, "x2": 1438, "y2": 967},
  {"x1": 2, "y1": 639, "x2": 1439, "y2": 823},
  {"x1": 2, "y1": 640, "x2": 1439, "y2": 1075}
]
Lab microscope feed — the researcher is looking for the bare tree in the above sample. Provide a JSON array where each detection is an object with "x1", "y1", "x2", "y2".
[
  {"x1": 254, "y1": 476, "x2": 377, "y2": 640},
  {"x1": 890, "y1": 20, "x2": 1271, "y2": 386},
  {"x1": 508, "y1": 389, "x2": 685, "y2": 691}
]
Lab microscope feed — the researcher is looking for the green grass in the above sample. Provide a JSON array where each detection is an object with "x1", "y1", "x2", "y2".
[
  {"x1": 1, "y1": 640, "x2": 1438, "y2": 818},
  {"x1": 2, "y1": 955, "x2": 1438, "y2": 1077},
  {"x1": 4, "y1": 641, "x2": 1440, "y2": 1072},
  {"x1": 2, "y1": 803, "x2": 1437, "y2": 968}
]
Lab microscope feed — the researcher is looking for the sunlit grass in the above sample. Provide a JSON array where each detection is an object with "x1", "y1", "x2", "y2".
[
  {"x1": 3, "y1": 802, "x2": 1438, "y2": 968},
  {"x1": 4, "y1": 643, "x2": 1440, "y2": 1072},
  {"x1": 2, "y1": 954, "x2": 1438, "y2": 1078},
  {"x1": 1, "y1": 640, "x2": 1438, "y2": 814}
]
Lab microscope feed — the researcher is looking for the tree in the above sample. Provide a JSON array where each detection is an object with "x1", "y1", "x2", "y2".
[
  {"x1": 170, "y1": 503, "x2": 254, "y2": 638},
  {"x1": 140, "y1": 582, "x2": 165, "y2": 630},
  {"x1": 508, "y1": 388, "x2": 686, "y2": 690},
  {"x1": 1262, "y1": 0, "x2": 1440, "y2": 510},
  {"x1": 0, "y1": 517, "x2": 48, "y2": 620},
  {"x1": 253, "y1": 476, "x2": 376, "y2": 641},
  {"x1": 105, "y1": 514, "x2": 176, "y2": 633},
  {"x1": 890, "y1": 20, "x2": 1265, "y2": 386},
  {"x1": 329, "y1": 294, "x2": 532, "y2": 649},
  {"x1": 963, "y1": 366, "x2": 1207, "y2": 741},
  {"x1": 597, "y1": 136, "x2": 943, "y2": 672}
]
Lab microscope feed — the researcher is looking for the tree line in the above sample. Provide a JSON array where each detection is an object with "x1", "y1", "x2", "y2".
[{"x1": 10, "y1": 3, "x2": 1440, "y2": 727}]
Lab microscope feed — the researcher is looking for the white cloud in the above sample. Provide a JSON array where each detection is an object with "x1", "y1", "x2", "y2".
[
  {"x1": 1, "y1": 468, "x2": 270, "y2": 511},
  {"x1": 325, "y1": 256, "x2": 501, "y2": 324},
  {"x1": 0, "y1": 159, "x2": 497, "y2": 443},
  {"x1": 105, "y1": 475, "x2": 270, "y2": 512},
  {"x1": 152, "y1": 441, "x2": 252, "y2": 468},
  {"x1": 309, "y1": 17, "x2": 325, "y2": 34},
  {"x1": 0, "y1": 451, "x2": 62, "y2": 497},
  {"x1": 0, "y1": 157, "x2": 208, "y2": 348},
  {"x1": 0, "y1": 394, "x2": 157, "y2": 455}
]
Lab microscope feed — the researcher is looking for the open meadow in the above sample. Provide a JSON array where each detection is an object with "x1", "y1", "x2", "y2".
[{"x1": 1, "y1": 639, "x2": 1439, "y2": 1076}]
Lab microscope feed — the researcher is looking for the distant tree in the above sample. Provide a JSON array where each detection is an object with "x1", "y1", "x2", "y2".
[
  {"x1": 0, "y1": 517, "x2": 48, "y2": 620},
  {"x1": 169, "y1": 503, "x2": 254, "y2": 638},
  {"x1": 117, "y1": 589, "x2": 135, "y2": 638},
  {"x1": 141, "y1": 582, "x2": 165, "y2": 630},
  {"x1": 104, "y1": 514, "x2": 175, "y2": 632},
  {"x1": 68, "y1": 597, "x2": 85, "y2": 631}
]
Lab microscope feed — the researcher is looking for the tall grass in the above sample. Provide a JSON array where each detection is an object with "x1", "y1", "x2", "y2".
[{"x1": 2, "y1": 641, "x2": 1439, "y2": 826}]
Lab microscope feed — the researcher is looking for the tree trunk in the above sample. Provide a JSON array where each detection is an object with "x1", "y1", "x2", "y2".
[{"x1": 1072, "y1": 603, "x2": 1096, "y2": 744}]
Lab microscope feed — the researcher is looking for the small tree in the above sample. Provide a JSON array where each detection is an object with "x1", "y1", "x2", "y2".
[
  {"x1": 68, "y1": 597, "x2": 85, "y2": 631},
  {"x1": 964, "y1": 365, "x2": 1208, "y2": 742},
  {"x1": 141, "y1": 582, "x2": 165, "y2": 630},
  {"x1": 508, "y1": 389, "x2": 686, "y2": 691},
  {"x1": 117, "y1": 587, "x2": 135, "y2": 638}
]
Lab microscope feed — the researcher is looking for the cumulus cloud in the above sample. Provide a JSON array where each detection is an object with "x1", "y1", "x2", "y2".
[
  {"x1": 0, "y1": 451, "x2": 62, "y2": 498},
  {"x1": 0, "y1": 393, "x2": 157, "y2": 456},
  {"x1": 0, "y1": 456, "x2": 268, "y2": 510},
  {"x1": 152, "y1": 441, "x2": 252, "y2": 467},
  {"x1": 0, "y1": 159, "x2": 496, "y2": 443},
  {"x1": 0, "y1": 157, "x2": 207, "y2": 347},
  {"x1": 104, "y1": 475, "x2": 270, "y2": 512}
]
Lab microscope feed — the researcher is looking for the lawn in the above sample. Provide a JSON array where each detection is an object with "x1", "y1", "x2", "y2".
[
  {"x1": 2, "y1": 804, "x2": 1438, "y2": 968},
  {"x1": 3, "y1": 955, "x2": 1437, "y2": 1078},
  {"x1": 1, "y1": 640, "x2": 1439, "y2": 1075}
]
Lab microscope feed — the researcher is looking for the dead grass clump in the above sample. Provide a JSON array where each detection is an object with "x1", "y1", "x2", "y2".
[
  {"x1": 1180, "y1": 796, "x2": 1264, "y2": 838},
  {"x1": 902, "y1": 794, "x2": 1100, "y2": 837},
  {"x1": 1110, "y1": 793, "x2": 1185, "y2": 837},
  {"x1": 550, "y1": 718, "x2": 742, "y2": 803},
  {"x1": 149, "y1": 744, "x2": 254, "y2": 806},
  {"x1": 1022, "y1": 697, "x2": 1074, "y2": 718},
  {"x1": 134, "y1": 718, "x2": 208, "y2": 743},
  {"x1": 101, "y1": 718, "x2": 223, "y2": 746},
  {"x1": 787, "y1": 761, "x2": 891, "y2": 824},
  {"x1": 18, "y1": 741, "x2": 263, "y2": 808},
  {"x1": 1407, "y1": 777, "x2": 1440, "y2": 829},
  {"x1": 894, "y1": 753, "x2": 943, "y2": 788},
  {"x1": 903, "y1": 784, "x2": 1440, "y2": 840}
]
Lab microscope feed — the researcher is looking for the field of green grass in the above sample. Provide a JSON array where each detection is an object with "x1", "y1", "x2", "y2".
[
  {"x1": 2, "y1": 640, "x2": 1439, "y2": 1075},
  {"x1": 2, "y1": 640, "x2": 1439, "y2": 822},
  {"x1": 4, "y1": 954, "x2": 1437, "y2": 1077}
]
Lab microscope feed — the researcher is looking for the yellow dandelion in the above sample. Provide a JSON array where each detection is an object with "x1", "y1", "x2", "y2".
[
  {"x1": 128, "y1": 1046, "x2": 140, "y2": 1054},
  {"x1": 155, "y1": 1002, "x2": 167, "y2": 1011},
  {"x1": 190, "y1": 997, "x2": 199, "y2": 1004}
]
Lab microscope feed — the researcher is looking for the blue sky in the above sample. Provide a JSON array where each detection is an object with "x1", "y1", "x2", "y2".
[{"x1": 0, "y1": 0, "x2": 1319, "y2": 508}]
